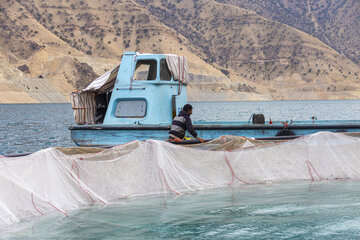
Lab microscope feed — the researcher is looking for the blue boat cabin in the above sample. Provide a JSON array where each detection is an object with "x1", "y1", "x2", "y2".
[{"x1": 71, "y1": 52, "x2": 188, "y2": 127}]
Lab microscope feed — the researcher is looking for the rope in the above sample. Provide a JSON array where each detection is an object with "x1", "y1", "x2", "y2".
[
  {"x1": 221, "y1": 136, "x2": 250, "y2": 185},
  {"x1": 70, "y1": 159, "x2": 105, "y2": 204},
  {"x1": 177, "y1": 56, "x2": 182, "y2": 95},
  {"x1": 182, "y1": 56, "x2": 185, "y2": 83},
  {"x1": 224, "y1": 151, "x2": 250, "y2": 185},
  {"x1": 31, "y1": 193, "x2": 43, "y2": 215},
  {"x1": 306, "y1": 161, "x2": 315, "y2": 181},
  {"x1": 161, "y1": 169, "x2": 180, "y2": 195},
  {"x1": 306, "y1": 160, "x2": 324, "y2": 181},
  {"x1": 46, "y1": 201, "x2": 69, "y2": 217},
  {"x1": 304, "y1": 136, "x2": 324, "y2": 181},
  {"x1": 224, "y1": 152, "x2": 235, "y2": 185}
]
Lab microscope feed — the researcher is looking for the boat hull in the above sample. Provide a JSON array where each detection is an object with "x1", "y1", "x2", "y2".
[{"x1": 69, "y1": 123, "x2": 360, "y2": 147}]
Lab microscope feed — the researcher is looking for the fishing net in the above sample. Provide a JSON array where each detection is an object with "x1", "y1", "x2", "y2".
[
  {"x1": 1, "y1": 132, "x2": 360, "y2": 226},
  {"x1": 183, "y1": 135, "x2": 272, "y2": 151}
]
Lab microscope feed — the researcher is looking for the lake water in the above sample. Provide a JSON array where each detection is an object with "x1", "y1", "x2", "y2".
[
  {"x1": 1, "y1": 100, "x2": 360, "y2": 239},
  {"x1": 1, "y1": 100, "x2": 360, "y2": 155},
  {"x1": 2, "y1": 181, "x2": 360, "y2": 240}
]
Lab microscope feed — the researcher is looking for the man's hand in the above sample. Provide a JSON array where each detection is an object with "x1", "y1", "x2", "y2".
[{"x1": 196, "y1": 137, "x2": 205, "y2": 143}]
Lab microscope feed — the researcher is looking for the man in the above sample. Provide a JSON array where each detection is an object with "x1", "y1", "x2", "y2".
[{"x1": 169, "y1": 104, "x2": 205, "y2": 143}]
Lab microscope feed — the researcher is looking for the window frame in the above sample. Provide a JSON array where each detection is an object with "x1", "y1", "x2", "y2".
[
  {"x1": 133, "y1": 59, "x2": 157, "y2": 81},
  {"x1": 114, "y1": 99, "x2": 147, "y2": 118}
]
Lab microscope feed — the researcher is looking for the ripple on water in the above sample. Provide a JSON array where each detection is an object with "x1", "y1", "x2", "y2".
[{"x1": 1, "y1": 182, "x2": 360, "y2": 239}]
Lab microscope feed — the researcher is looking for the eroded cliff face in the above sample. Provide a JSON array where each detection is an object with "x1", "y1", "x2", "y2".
[{"x1": 0, "y1": 0, "x2": 359, "y2": 103}]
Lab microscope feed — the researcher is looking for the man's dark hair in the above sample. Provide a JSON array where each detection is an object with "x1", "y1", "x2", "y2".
[{"x1": 183, "y1": 104, "x2": 193, "y2": 112}]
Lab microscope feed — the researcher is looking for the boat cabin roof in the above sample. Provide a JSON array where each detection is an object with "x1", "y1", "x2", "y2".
[{"x1": 82, "y1": 52, "x2": 189, "y2": 93}]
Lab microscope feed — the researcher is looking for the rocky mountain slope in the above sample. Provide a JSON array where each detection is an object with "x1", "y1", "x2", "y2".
[
  {"x1": 0, "y1": 0, "x2": 359, "y2": 103},
  {"x1": 136, "y1": 0, "x2": 360, "y2": 100},
  {"x1": 217, "y1": 0, "x2": 360, "y2": 66}
]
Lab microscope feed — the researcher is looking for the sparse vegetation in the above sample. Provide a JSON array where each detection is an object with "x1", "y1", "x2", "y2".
[{"x1": 0, "y1": 0, "x2": 359, "y2": 102}]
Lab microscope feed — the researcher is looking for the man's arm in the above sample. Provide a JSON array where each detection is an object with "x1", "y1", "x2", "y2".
[
  {"x1": 185, "y1": 115, "x2": 204, "y2": 143},
  {"x1": 184, "y1": 115, "x2": 197, "y2": 138}
]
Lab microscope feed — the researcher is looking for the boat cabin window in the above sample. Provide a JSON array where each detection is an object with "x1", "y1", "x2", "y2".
[
  {"x1": 115, "y1": 99, "x2": 147, "y2": 118},
  {"x1": 160, "y1": 59, "x2": 171, "y2": 81},
  {"x1": 134, "y1": 60, "x2": 157, "y2": 81}
]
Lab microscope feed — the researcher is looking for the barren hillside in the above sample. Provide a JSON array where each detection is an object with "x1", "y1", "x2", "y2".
[
  {"x1": 217, "y1": 0, "x2": 360, "y2": 65},
  {"x1": 136, "y1": 0, "x2": 360, "y2": 100},
  {"x1": 1, "y1": 0, "x2": 244, "y2": 103},
  {"x1": 0, "y1": 0, "x2": 359, "y2": 103}
]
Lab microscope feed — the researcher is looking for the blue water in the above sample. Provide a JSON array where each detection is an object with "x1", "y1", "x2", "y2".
[
  {"x1": 2, "y1": 181, "x2": 360, "y2": 239},
  {"x1": 1, "y1": 100, "x2": 360, "y2": 239},
  {"x1": 192, "y1": 99, "x2": 360, "y2": 122},
  {"x1": 1, "y1": 100, "x2": 360, "y2": 155}
]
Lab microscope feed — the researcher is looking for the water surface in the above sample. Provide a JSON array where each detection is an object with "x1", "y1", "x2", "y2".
[
  {"x1": 1, "y1": 100, "x2": 359, "y2": 154},
  {"x1": 2, "y1": 181, "x2": 360, "y2": 239}
]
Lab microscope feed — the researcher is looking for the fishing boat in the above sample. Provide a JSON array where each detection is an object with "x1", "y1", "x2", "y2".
[{"x1": 69, "y1": 52, "x2": 360, "y2": 146}]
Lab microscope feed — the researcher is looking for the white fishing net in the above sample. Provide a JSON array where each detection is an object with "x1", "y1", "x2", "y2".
[{"x1": 1, "y1": 132, "x2": 360, "y2": 226}]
